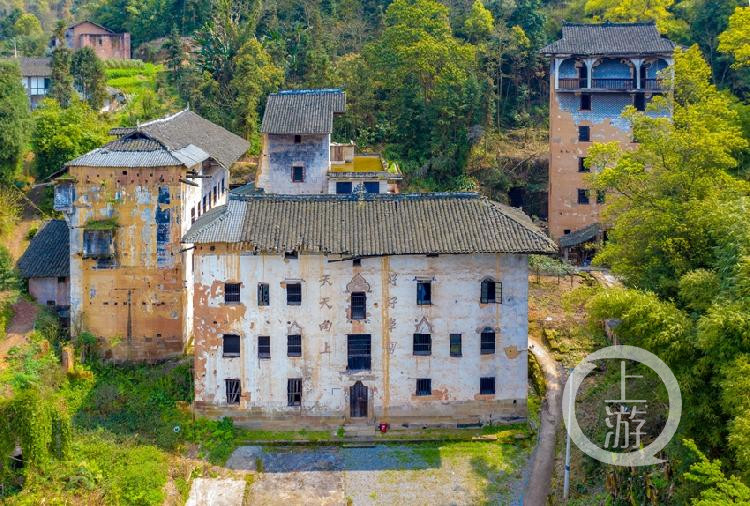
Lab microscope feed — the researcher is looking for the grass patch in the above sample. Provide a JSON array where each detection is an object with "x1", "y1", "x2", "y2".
[{"x1": 237, "y1": 428, "x2": 332, "y2": 442}]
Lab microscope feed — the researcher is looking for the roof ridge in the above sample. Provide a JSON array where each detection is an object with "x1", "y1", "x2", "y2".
[
  {"x1": 273, "y1": 88, "x2": 344, "y2": 96},
  {"x1": 138, "y1": 109, "x2": 188, "y2": 128},
  {"x1": 562, "y1": 21, "x2": 657, "y2": 27},
  {"x1": 228, "y1": 192, "x2": 480, "y2": 202}
]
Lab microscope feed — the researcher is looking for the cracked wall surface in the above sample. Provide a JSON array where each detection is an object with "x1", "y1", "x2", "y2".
[{"x1": 192, "y1": 248, "x2": 529, "y2": 426}]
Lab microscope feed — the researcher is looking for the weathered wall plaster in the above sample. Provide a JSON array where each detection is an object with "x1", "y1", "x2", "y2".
[{"x1": 256, "y1": 134, "x2": 330, "y2": 194}]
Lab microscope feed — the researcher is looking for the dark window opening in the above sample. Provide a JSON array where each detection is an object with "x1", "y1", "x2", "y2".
[
  {"x1": 292, "y1": 165, "x2": 304, "y2": 183},
  {"x1": 222, "y1": 334, "x2": 240, "y2": 357},
  {"x1": 258, "y1": 336, "x2": 270, "y2": 359},
  {"x1": 480, "y1": 279, "x2": 501, "y2": 304},
  {"x1": 351, "y1": 292, "x2": 366, "y2": 320},
  {"x1": 564, "y1": 229, "x2": 571, "y2": 235},
  {"x1": 578, "y1": 125, "x2": 590, "y2": 142},
  {"x1": 225, "y1": 379, "x2": 241, "y2": 404},
  {"x1": 480, "y1": 377, "x2": 496, "y2": 395},
  {"x1": 416, "y1": 378, "x2": 432, "y2": 396},
  {"x1": 634, "y1": 92, "x2": 646, "y2": 111},
  {"x1": 287, "y1": 334, "x2": 302, "y2": 357},
  {"x1": 294, "y1": 135, "x2": 301, "y2": 144},
  {"x1": 580, "y1": 93, "x2": 591, "y2": 111},
  {"x1": 347, "y1": 334, "x2": 371, "y2": 370},
  {"x1": 221, "y1": 178, "x2": 225, "y2": 194},
  {"x1": 287, "y1": 378, "x2": 302, "y2": 406},
  {"x1": 336, "y1": 181, "x2": 352, "y2": 194},
  {"x1": 286, "y1": 283, "x2": 302, "y2": 305},
  {"x1": 480, "y1": 331, "x2": 496, "y2": 355},
  {"x1": 364, "y1": 181, "x2": 379, "y2": 194},
  {"x1": 413, "y1": 333, "x2": 432, "y2": 356},
  {"x1": 578, "y1": 65, "x2": 588, "y2": 87},
  {"x1": 577, "y1": 189, "x2": 590, "y2": 205},
  {"x1": 257, "y1": 283, "x2": 270, "y2": 306},
  {"x1": 202, "y1": 195, "x2": 207, "y2": 213},
  {"x1": 596, "y1": 190, "x2": 606, "y2": 204},
  {"x1": 578, "y1": 157, "x2": 589, "y2": 172},
  {"x1": 285, "y1": 251, "x2": 298, "y2": 259},
  {"x1": 352, "y1": 258, "x2": 361, "y2": 267},
  {"x1": 191, "y1": 207, "x2": 196, "y2": 224},
  {"x1": 83, "y1": 229, "x2": 114, "y2": 259},
  {"x1": 417, "y1": 281, "x2": 432, "y2": 305},
  {"x1": 224, "y1": 283, "x2": 241, "y2": 304},
  {"x1": 450, "y1": 334, "x2": 462, "y2": 357},
  {"x1": 57, "y1": 276, "x2": 66, "y2": 283}
]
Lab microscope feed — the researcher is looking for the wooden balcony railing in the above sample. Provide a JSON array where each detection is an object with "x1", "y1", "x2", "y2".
[{"x1": 557, "y1": 77, "x2": 665, "y2": 92}]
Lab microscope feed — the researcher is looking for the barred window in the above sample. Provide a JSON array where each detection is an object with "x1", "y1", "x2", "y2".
[
  {"x1": 257, "y1": 283, "x2": 270, "y2": 306},
  {"x1": 224, "y1": 283, "x2": 241, "y2": 304},
  {"x1": 287, "y1": 378, "x2": 302, "y2": 406},
  {"x1": 480, "y1": 279, "x2": 501, "y2": 304},
  {"x1": 287, "y1": 283, "x2": 302, "y2": 305},
  {"x1": 413, "y1": 333, "x2": 431, "y2": 356},
  {"x1": 287, "y1": 334, "x2": 302, "y2": 357},
  {"x1": 347, "y1": 334, "x2": 371, "y2": 371},
  {"x1": 351, "y1": 292, "x2": 366, "y2": 320},
  {"x1": 225, "y1": 379, "x2": 241, "y2": 404},
  {"x1": 258, "y1": 336, "x2": 270, "y2": 359},
  {"x1": 480, "y1": 331, "x2": 496, "y2": 355},
  {"x1": 222, "y1": 334, "x2": 240, "y2": 357},
  {"x1": 480, "y1": 377, "x2": 496, "y2": 395},
  {"x1": 416, "y1": 378, "x2": 432, "y2": 396},
  {"x1": 450, "y1": 334, "x2": 462, "y2": 357}
]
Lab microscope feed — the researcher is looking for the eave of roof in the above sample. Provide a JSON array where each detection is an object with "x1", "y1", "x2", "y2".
[
  {"x1": 540, "y1": 22, "x2": 675, "y2": 56},
  {"x1": 17, "y1": 220, "x2": 70, "y2": 278}
]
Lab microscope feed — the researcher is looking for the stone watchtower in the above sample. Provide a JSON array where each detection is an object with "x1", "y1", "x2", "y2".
[{"x1": 541, "y1": 23, "x2": 675, "y2": 248}]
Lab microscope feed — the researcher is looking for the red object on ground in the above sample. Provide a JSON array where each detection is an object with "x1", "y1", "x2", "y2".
[{"x1": 379, "y1": 423, "x2": 389, "y2": 433}]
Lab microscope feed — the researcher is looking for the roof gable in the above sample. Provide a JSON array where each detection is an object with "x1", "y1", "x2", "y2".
[
  {"x1": 17, "y1": 220, "x2": 70, "y2": 278},
  {"x1": 183, "y1": 193, "x2": 557, "y2": 255},
  {"x1": 541, "y1": 22, "x2": 675, "y2": 56},
  {"x1": 66, "y1": 132, "x2": 209, "y2": 168},
  {"x1": 261, "y1": 89, "x2": 346, "y2": 134}
]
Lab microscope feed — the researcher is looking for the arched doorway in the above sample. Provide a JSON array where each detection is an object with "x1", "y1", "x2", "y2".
[{"x1": 350, "y1": 381, "x2": 368, "y2": 418}]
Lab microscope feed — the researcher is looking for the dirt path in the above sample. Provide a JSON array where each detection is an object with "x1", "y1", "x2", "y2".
[
  {"x1": 0, "y1": 299, "x2": 39, "y2": 368},
  {"x1": 524, "y1": 338, "x2": 565, "y2": 506}
]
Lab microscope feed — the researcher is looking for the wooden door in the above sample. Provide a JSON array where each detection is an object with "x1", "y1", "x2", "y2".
[{"x1": 350, "y1": 381, "x2": 368, "y2": 418}]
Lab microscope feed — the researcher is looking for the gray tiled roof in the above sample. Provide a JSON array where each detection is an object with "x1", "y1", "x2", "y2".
[
  {"x1": 559, "y1": 223, "x2": 601, "y2": 248},
  {"x1": 17, "y1": 220, "x2": 69, "y2": 278},
  {"x1": 541, "y1": 22, "x2": 675, "y2": 56},
  {"x1": 108, "y1": 110, "x2": 249, "y2": 168},
  {"x1": 66, "y1": 133, "x2": 209, "y2": 168},
  {"x1": 261, "y1": 89, "x2": 346, "y2": 134},
  {"x1": 183, "y1": 193, "x2": 557, "y2": 255},
  {"x1": 18, "y1": 57, "x2": 51, "y2": 77}
]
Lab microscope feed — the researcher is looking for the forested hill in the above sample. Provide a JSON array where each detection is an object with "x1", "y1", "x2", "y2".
[{"x1": 1, "y1": 0, "x2": 748, "y2": 192}]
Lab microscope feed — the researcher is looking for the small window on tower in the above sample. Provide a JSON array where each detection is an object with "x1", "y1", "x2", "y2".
[
  {"x1": 257, "y1": 283, "x2": 270, "y2": 306},
  {"x1": 292, "y1": 165, "x2": 304, "y2": 183},
  {"x1": 580, "y1": 93, "x2": 591, "y2": 111},
  {"x1": 634, "y1": 93, "x2": 646, "y2": 111},
  {"x1": 578, "y1": 125, "x2": 590, "y2": 142},
  {"x1": 578, "y1": 157, "x2": 589, "y2": 172},
  {"x1": 294, "y1": 135, "x2": 301, "y2": 144},
  {"x1": 578, "y1": 189, "x2": 590, "y2": 205},
  {"x1": 222, "y1": 334, "x2": 240, "y2": 357}
]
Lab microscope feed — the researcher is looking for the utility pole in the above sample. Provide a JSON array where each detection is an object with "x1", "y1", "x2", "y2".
[{"x1": 563, "y1": 367, "x2": 574, "y2": 500}]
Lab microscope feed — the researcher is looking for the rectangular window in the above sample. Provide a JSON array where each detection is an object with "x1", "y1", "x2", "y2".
[
  {"x1": 82, "y1": 229, "x2": 113, "y2": 259},
  {"x1": 578, "y1": 125, "x2": 590, "y2": 142},
  {"x1": 364, "y1": 181, "x2": 379, "y2": 194},
  {"x1": 634, "y1": 93, "x2": 646, "y2": 111},
  {"x1": 213, "y1": 185, "x2": 218, "y2": 203},
  {"x1": 258, "y1": 336, "x2": 270, "y2": 359},
  {"x1": 224, "y1": 283, "x2": 241, "y2": 304},
  {"x1": 294, "y1": 135, "x2": 301, "y2": 144},
  {"x1": 257, "y1": 283, "x2": 270, "y2": 306},
  {"x1": 347, "y1": 334, "x2": 371, "y2": 370},
  {"x1": 416, "y1": 378, "x2": 432, "y2": 396},
  {"x1": 417, "y1": 281, "x2": 432, "y2": 305},
  {"x1": 413, "y1": 333, "x2": 432, "y2": 356},
  {"x1": 191, "y1": 207, "x2": 196, "y2": 224},
  {"x1": 596, "y1": 190, "x2": 606, "y2": 204},
  {"x1": 292, "y1": 165, "x2": 304, "y2": 182},
  {"x1": 480, "y1": 331, "x2": 496, "y2": 355},
  {"x1": 480, "y1": 279, "x2": 500, "y2": 304},
  {"x1": 221, "y1": 177, "x2": 225, "y2": 194},
  {"x1": 287, "y1": 378, "x2": 302, "y2": 406},
  {"x1": 336, "y1": 181, "x2": 353, "y2": 194},
  {"x1": 480, "y1": 377, "x2": 496, "y2": 395},
  {"x1": 580, "y1": 93, "x2": 591, "y2": 111},
  {"x1": 284, "y1": 251, "x2": 298, "y2": 259},
  {"x1": 222, "y1": 334, "x2": 240, "y2": 357},
  {"x1": 286, "y1": 283, "x2": 302, "y2": 305},
  {"x1": 351, "y1": 292, "x2": 366, "y2": 320},
  {"x1": 287, "y1": 334, "x2": 302, "y2": 357},
  {"x1": 578, "y1": 157, "x2": 589, "y2": 172},
  {"x1": 577, "y1": 189, "x2": 590, "y2": 205},
  {"x1": 450, "y1": 334, "x2": 462, "y2": 357},
  {"x1": 225, "y1": 379, "x2": 241, "y2": 404}
]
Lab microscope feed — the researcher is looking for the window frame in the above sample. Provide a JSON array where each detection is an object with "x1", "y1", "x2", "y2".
[
  {"x1": 580, "y1": 93, "x2": 592, "y2": 111},
  {"x1": 413, "y1": 333, "x2": 432, "y2": 356},
  {"x1": 578, "y1": 156, "x2": 589, "y2": 173},
  {"x1": 225, "y1": 378, "x2": 241, "y2": 404},
  {"x1": 286, "y1": 282, "x2": 302, "y2": 305},
  {"x1": 416, "y1": 378, "x2": 432, "y2": 396},
  {"x1": 577, "y1": 189, "x2": 590, "y2": 205},
  {"x1": 480, "y1": 331, "x2": 496, "y2": 355},
  {"x1": 222, "y1": 334, "x2": 241, "y2": 358},
  {"x1": 224, "y1": 282, "x2": 241, "y2": 304},
  {"x1": 634, "y1": 92, "x2": 646, "y2": 111},
  {"x1": 416, "y1": 281, "x2": 432, "y2": 305},
  {"x1": 291, "y1": 165, "x2": 305, "y2": 183},
  {"x1": 363, "y1": 181, "x2": 379, "y2": 194},
  {"x1": 287, "y1": 334, "x2": 302, "y2": 357},
  {"x1": 480, "y1": 377, "x2": 496, "y2": 395},
  {"x1": 347, "y1": 334, "x2": 372, "y2": 371},
  {"x1": 336, "y1": 181, "x2": 352, "y2": 194},
  {"x1": 480, "y1": 279, "x2": 500, "y2": 304},
  {"x1": 257, "y1": 282, "x2": 270, "y2": 306},
  {"x1": 578, "y1": 125, "x2": 591, "y2": 142},
  {"x1": 287, "y1": 378, "x2": 302, "y2": 406},
  {"x1": 450, "y1": 333, "x2": 462, "y2": 357},
  {"x1": 350, "y1": 292, "x2": 367, "y2": 320},
  {"x1": 596, "y1": 190, "x2": 606, "y2": 205},
  {"x1": 257, "y1": 335, "x2": 270, "y2": 359}
]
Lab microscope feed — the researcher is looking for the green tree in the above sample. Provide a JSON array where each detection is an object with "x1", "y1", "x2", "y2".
[
  {"x1": 71, "y1": 48, "x2": 107, "y2": 110},
  {"x1": 0, "y1": 60, "x2": 30, "y2": 184},
  {"x1": 31, "y1": 99, "x2": 110, "y2": 180},
  {"x1": 49, "y1": 22, "x2": 74, "y2": 108},
  {"x1": 464, "y1": 0, "x2": 494, "y2": 43},
  {"x1": 583, "y1": 0, "x2": 687, "y2": 37},
  {"x1": 719, "y1": 7, "x2": 750, "y2": 69}
]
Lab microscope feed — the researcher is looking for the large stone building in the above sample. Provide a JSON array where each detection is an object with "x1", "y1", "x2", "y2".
[
  {"x1": 53, "y1": 110, "x2": 249, "y2": 361},
  {"x1": 256, "y1": 89, "x2": 402, "y2": 195},
  {"x1": 184, "y1": 193, "x2": 555, "y2": 426},
  {"x1": 541, "y1": 23, "x2": 674, "y2": 246}
]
